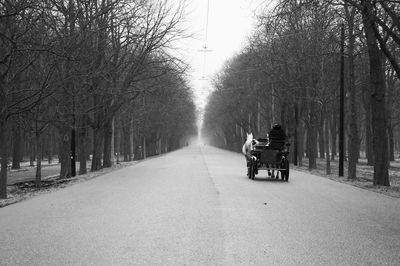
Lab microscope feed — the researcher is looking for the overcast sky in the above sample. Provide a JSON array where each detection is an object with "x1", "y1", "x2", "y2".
[{"x1": 176, "y1": 0, "x2": 269, "y2": 109}]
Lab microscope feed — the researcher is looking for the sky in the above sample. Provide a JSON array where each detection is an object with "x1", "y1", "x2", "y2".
[{"x1": 175, "y1": 0, "x2": 269, "y2": 110}]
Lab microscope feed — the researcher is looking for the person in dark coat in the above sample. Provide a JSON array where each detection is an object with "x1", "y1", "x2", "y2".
[
  {"x1": 268, "y1": 123, "x2": 286, "y2": 149},
  {"x1": 267, "y1": 123, "x2": 287, "y2": 178}
]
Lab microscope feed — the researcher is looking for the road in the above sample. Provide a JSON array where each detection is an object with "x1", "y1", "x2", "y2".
[{"x1": 1, "y1": 145, "x2": 400, "y2": 265}]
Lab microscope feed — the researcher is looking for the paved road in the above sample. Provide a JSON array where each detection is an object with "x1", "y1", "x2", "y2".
[{"x1": 1, "y1": 145, "x2": 400, "y2": 265}]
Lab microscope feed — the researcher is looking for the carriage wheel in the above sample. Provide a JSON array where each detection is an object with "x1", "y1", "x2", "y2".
[
  {"x1": 280, "y1": 163, "x2": 285, "y2": 180},
  {"x1": 249, "y1": 161, "x2": 256, "y2": 180},
  {"x1": 282, "y1": 159, "x2": 289, "y2": 182},
  {"x1": 247, "y1": 160, "x2": 251, "y2": 179}
]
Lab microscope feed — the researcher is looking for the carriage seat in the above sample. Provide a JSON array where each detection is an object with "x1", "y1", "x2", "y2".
[{"x1": 269, "y1": 140, "x2": 285, "y2": 150}]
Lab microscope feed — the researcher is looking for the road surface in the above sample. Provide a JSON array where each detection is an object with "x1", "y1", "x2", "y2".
[{"x1": 1, "y1": 145, "x2": 400, "y2": 265}]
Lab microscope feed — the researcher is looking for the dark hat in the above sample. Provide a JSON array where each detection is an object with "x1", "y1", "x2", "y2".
[{"x1": 272, "y1": 123, "x2": 281, "y2": 130}]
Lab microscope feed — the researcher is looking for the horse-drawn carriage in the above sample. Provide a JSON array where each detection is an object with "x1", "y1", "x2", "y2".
[{"x1": 247, "y1": 138, "x2": 290, "y2": 181}]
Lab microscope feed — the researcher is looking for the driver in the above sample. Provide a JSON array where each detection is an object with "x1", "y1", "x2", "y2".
[{"x1": 268, "y1": 123, "x2": 286, "y2": 150}]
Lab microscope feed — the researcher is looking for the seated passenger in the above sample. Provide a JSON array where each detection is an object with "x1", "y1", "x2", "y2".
[{"x1": 268, "y1": 123, "x2": 286, "y2": 150}]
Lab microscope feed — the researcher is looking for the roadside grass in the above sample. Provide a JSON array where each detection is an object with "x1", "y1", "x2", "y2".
[
  {"x1": 0, "y1": 160, "x2": 138, "y2": 208},
  {"x1": 292, "y1": 157, "x2": 400, "y2": 198}
]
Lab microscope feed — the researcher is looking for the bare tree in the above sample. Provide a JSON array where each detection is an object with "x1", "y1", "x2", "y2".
[{"x1": 0, "y1": 1, "x2": 55, "y2": 198}]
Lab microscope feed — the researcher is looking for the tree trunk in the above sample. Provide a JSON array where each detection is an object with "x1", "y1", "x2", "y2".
[
  {"x1": 103, "y1": 117, "x2": 115, "y2": 168},
  {"x1": 78, "y1": 117, "x2": 87, "y2": 175},
  {"x1": 388, "y1": 126, "x2": 394, "y2": 161},
  {"x1": 115, "y1": 121, "x2": 120, "y2": 164},
  {"x1": 164, "y1": 137, "x2": 168, "y2": 153},
  {"x1": 257, "y1": 101, "x2": 261, "y2": 136},
  {"x1": 47, "y1": 127, "x2": 53, "y2": 164},
  {"x1": 122, "y1": 122, "x2": 130, "y2": 161},
  {"x1": 365, "y1": 109, "x2": 374, "y2": 166},
  {"x1": 155, "y1": 130, "x2": 161, "y2": 155},
  {"x1": 143, "y1": 136, "x2": 147, "y2": 159},
  {"x1": 293, "y1": 104, "x2": 299, "y2": 166},
  {"x1": 129, "y1": 121, "x2": 134, "y2": 161},
  {"x1": 305, "y1": 130, "x2": 309, "y2": 159},
  {"x1": 0, "y1": 118, "x2": 8, "y2": 199},
  {"x1": 280, "y1": 102, "x2": 286, "y2": 131},
  {"x1": 318, "y1": 120, "x2": 325, "y2": 159},
  {"x1": 59, "y1": 130, "x2": 71, "y2": 179},
  {"x1": 133, "y1": 143, "x2": 139, "y2": 160},
  {"x1": 307, "y1": 125, "x2": 317, "y2": 170},
  {"x1": 362, "y1": 1, "x2": 390, "y2": 186},
  {"x1": 325, "y1": 115, "x2": 331, "y2": 175},
  {"x1": 70, "y1": 128, "x2": 76, "y2": 177},
  {"x1": 386, "y1": 74, "x2": 396, "y2": 162},
  {"x1": 35, "y1": 133, "x2": 42, "y2": 188},
  {"x1": 347, "y1": 9, "x2": 359, "y2": 180},
  {"x1": 363, "y1": 83, "x2": 374, "y2": 165},
  {"x1": 29, "y1": 131, "x2": 35, "y2": 166},
  {"x1": 298, "y1": 121, "x2": 303, "y2": 167},
  {"x1": 307, "y1": 104, "x2": 318, "y2": 170},
  {"x1": 11, "y1": 116, "x2": 21, "y2": 169},
  {"x1": 91, "y1": 128, "x2": 103, "y2": 171},
  {"x1": 330, "y1": 113, "x2": 337, "y2": 161}
]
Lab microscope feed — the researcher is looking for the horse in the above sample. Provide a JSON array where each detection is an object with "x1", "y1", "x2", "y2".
[
  {"x1": 242, "y1": 133, "x2": 255, "y2": 158},
  {"x1": 242, "y1": 133, "x2": 258, "y2": 176}
]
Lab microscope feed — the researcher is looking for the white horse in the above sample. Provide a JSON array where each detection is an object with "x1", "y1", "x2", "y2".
[
  {"x1": 242, "y1": 133, "x2": 258, "y2": 177},
  {"x1": 242, "y1": 133, "x2": 253, "y2": 158},
  {"x1": 242, "y1": 132, "x2": 258, "y2": 162}
]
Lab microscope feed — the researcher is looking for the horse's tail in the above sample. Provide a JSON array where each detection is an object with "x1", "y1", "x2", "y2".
[{"x1": 242, "y1": 143, "x2": 247, "y2": 156}]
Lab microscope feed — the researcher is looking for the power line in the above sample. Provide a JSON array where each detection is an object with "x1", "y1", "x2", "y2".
[
  {"x1": 204, "y1": 0, "x2": 210, "y2": 48},
  {"x1": 199, "y1": 0, "x2": 212, "y2": 80}
]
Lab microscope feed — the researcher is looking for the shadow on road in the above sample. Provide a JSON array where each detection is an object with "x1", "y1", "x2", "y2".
[{"x1": 250, "y1": 176, "x2": 288, "y2": 182}]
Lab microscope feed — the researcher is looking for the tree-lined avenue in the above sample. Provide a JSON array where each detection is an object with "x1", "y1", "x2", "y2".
[{"x1": 1, "y1": 145, "x2": 399, "y2": 265}]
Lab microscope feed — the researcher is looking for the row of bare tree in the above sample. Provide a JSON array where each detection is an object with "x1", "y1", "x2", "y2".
[
  {"x1": 0, "y1": 0, "x2": 197, "y2": 198},
  {"x1": 202, "y1": 0, "x2": 400, "y2": 186}
]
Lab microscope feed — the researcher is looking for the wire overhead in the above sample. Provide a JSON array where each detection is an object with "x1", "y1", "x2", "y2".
[
  {"x1": 204, "y1": 0, "x2": 210, "y2": 49},
  {"x1": 199, "y1": 0, "x2": 212, "y2": 80}
]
